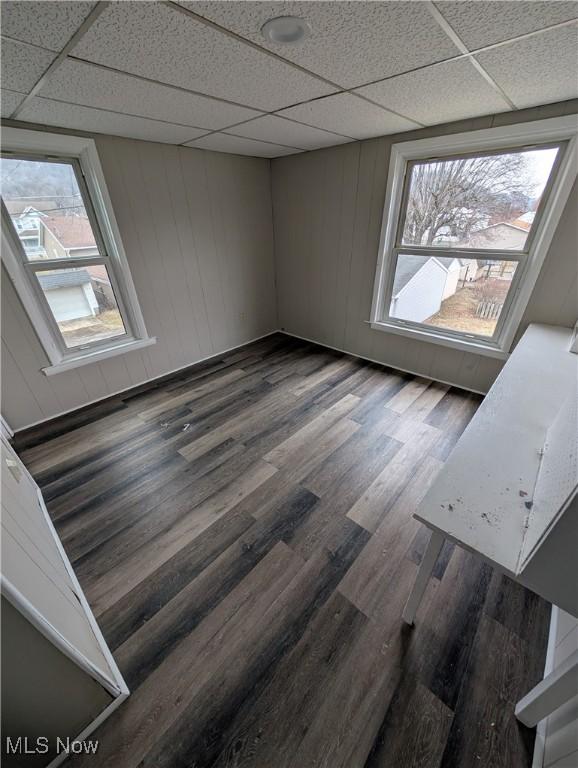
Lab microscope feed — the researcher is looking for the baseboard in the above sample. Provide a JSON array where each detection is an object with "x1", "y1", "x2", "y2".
[
  {"x1": 12, "y1": 325, "x2": 485, "y2": 439},
  {"x1": 12, "y1": 330, "x2": 280, "y2": 436},
  {"x1": 278, "y1": 330, "x2": 486, "y2": 396}
]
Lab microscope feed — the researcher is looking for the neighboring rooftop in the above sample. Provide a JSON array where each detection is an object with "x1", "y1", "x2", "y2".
[
  {"x1": 393, "y1": 255, "x2": 457, "y2": 296},
  {"x1": 392, "y1": 255, "x2": 429, "y2": 296},
  {"x1": 5, "y1": 201, "x2": 50, "y2": 216},
  {"x1": 43, "y1": 215, "x2": 97, "y2": 249},
  {"x1": 37, "y1": 268, "x2": 91, "y2": 291},
  {"x1": 511, "y1": 211, "x2": 536, "y2": 230}
]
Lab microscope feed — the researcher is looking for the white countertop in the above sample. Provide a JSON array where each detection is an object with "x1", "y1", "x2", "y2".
[{"x1": 415, "y1": 324, "x2": 578, "y2": 575}]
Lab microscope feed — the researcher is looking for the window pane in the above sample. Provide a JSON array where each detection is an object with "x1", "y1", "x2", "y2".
[
  {"x1": 0, "y1": 157, "x2": 100, "y2": 261},
  {"x1": 401, "y1": 147, "x2": 559, "y2": 250},
  {"x1": 35, "y1": 264, "x2": 126, "y2": 348},
  {"x1": 389, "y1": 255, "x2": 518, "y2": 338}
]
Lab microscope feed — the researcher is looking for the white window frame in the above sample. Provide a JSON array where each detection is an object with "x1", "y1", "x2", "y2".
[
  {"x1": 370, "y1": 115, "x2": 578, "y2": 359},
  {"x1": 1, "y1": 127, "x2": 155, "y2": 375}
]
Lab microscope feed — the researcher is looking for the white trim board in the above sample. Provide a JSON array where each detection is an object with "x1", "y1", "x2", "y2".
[
  {"x1": 1, "y1": 434, "x2": 129, "y2": 766},
  {"x1": 533, "y1": 606, "x2": 559, "y2": 768},
  {"x1": 42, "y1": 336, "x2": 157, "y2": 376},
  {"x1": 1, "y1": 577, "x2": 120, "y2": 697},
  {"x1": 0, "y1": 434, "x2": 128, "y2": 697},
  {"x1": 33, "y1": 482, "x2": 128, "y2": 697}
]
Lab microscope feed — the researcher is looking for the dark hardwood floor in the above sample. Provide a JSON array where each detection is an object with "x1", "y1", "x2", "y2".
[{"x1": 15, "y1": 333, "x2": 551, "y2": 768}]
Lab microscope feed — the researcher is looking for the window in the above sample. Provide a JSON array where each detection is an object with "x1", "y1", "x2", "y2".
[
  {"x1": 1, "y1": 128, "x2": 154, "y2": 374},
  {"x1": 371, "y1": 116, "x2": 578, "y2": 357}
]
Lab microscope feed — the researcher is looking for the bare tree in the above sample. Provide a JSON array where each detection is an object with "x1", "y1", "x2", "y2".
[{"x1": 403, "y1": 152, "x2": 531, "y2": 246}]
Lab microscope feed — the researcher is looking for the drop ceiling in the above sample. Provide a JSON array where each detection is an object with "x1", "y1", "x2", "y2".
[{"x1": 1, "y1": 0, "x2": 577, "y2": 158}]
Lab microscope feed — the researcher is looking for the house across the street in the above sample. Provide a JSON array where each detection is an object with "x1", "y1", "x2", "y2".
[
  {"x1": 6, "y1": 206, "x2": 112, "y2": 323},
  {"x1": 467, "y1": 221, "x2": 528, "y2": 250}
]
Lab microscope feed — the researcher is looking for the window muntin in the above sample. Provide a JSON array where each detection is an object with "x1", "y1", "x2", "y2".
[
  {"x1": 400, "y1": 146, "x2": 560, "y2": 252},
  {"x1": 1, "y1": 153, "x2": 134, "y2": 357}
]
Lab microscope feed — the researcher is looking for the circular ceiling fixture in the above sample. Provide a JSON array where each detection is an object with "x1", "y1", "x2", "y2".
[{"x1": 261, "y1": 16, "x2": 310, "y2": 45}]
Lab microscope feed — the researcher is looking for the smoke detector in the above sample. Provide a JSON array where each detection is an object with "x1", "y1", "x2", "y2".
[{"x1": 261, "y1": 16, "x2": 310, "y2": 45}]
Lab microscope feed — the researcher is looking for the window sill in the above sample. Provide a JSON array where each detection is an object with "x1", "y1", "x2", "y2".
[
  {"x1": 369, "y1": 320, "x2": 509, "y2": 360},
  {"x1": 42, "y1": 337, "x2": 157, "y2": 376}
]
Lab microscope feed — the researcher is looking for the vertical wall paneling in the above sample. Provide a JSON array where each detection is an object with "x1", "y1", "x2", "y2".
[
  {"x1": 1, "y1": 133, "x2": 277, "y2": 431},
  {"x1": 166, "y1": 147, "x2": 212, "y2": 359},
  {"x1": 3, "y1": 102, "x2": 576, "y2": 429},
  {"x1": 272, "y1": 102, "x2": 578, "y2": 393},
  {"x1": 518, "y1": 180, "x2": 578, "y2": 336},
  {"x1": 335, "y1": 143, "x2": 362, "y2": 350},
  {"x1": 541, "y1": 610, "x2": 578, "y2": 768},
  {"x1": 1, "y1": 338, "x2": 44, "y2": 428},
  {"x1": 98, "y1": 135, "x2": 170, "y2": 378},
  {"x1": 1, "y1": 277, "x2": 61, "y2": 416}
]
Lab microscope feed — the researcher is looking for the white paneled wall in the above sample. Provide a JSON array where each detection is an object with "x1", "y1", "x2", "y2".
[
  {"x1": 541, "y1": 610, "x2": 578, "y2": 768},
  {"x1": 2, "y1": 102, "x2": 577, "y2": 430},
  {"x1": 271, "y1": 102, "x2": 578, "y2": 394},
  {"x1": 1, "y1": 134, "x2": 277, "y2": 431}
]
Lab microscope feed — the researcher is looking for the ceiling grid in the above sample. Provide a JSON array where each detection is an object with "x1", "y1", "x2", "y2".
[{"x1": 1, "y1": 0, "x2": 576, "y2": 156}]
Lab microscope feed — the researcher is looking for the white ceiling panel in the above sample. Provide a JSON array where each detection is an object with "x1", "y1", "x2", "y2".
[
  {"x1": 355, "y1": 59, "x2": 510, "y2": 126},
  {"x1": 436, "y1": 1, "x2": 578, "y2": 50},
  {"x1": 278, "y1": 93, "x2": 418, "y2": 140},
  {"x1": 17, "y1": 97, "x2": 207, "y2": 145},
  {"x1": 0, "y1": 1, "x2": 96, "y2": 52},
  {"x1": 70, "y1": 1, "x2": 336, "y2": 112},
  {"x1": 475, "y1": 25, "x2": 578, "y2": 109},
  {"x1": 187, "y1": 133, "x2": 301, "y2": 157},
  {"x1": 184, "y1": 1, "x2": 460, "y2": 88},
  {"x1": 185, "y1": 132, "x2": 301, "y2": 158},
  {"x1": 38, "y1": 59, "x2": 262, "y2": 131},
  {"x1": 1, "y1": 89, "x2": 26, "y2": 118},
  {"x1": 231, "y1": 115, "x2": 353, "y2": 150},
  {"x1": 0, "y1": 38, "x2": 55, "y2": 93}
]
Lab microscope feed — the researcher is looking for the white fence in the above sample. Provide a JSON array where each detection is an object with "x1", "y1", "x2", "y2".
[{"x1": 476, "y1": 299, "x2": 503, "y2": 319}]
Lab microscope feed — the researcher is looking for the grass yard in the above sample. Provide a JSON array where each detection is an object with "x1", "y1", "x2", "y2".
[
  {"x1": 426, "y1": 278, "x2": 512, "y2": 337},
  {"x1": 59, "y1": 309, "x2": 125, "y2": 347}
]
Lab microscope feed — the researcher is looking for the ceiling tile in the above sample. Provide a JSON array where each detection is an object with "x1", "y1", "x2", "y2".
[
  {"x1": 38, "y1": 59, "x2": 262, "y2": 131},
  {"x1": 17, "y1": 97, "x2": 207, "y2": 145},
  {"x1": 231, "y1": 115, "x2": 353, "y2": 150},
  {"x1": 436, "y1": 1, "x2": 578, "y2": 50},
  {"x1": 277, "y1": 93, "x2": 418, "y2": 140},
  {"x1": 475, "y1": 25, "x2": 578, "y2": 109},
  {"x1": 70, "y1": 1, "x2": 336, "y2": 112},
  {"x1": 185, "y1": 133, "x2": 301, "y2": 158},
  {"x1": 355, "y1": 59, "x2": 510, "y2": 126},
  {"x1": 184, "y1": 1, "x2": 460, "y2": 88},
  {"x1": 1, "y1": 89, "x2": 25, "y2": 118},
  {"x1": 0, "y1": 38, "x2": 55, "y2": 92},
  {"x1": 0, "y1": 1, "x2": 97, "y2": 52}
]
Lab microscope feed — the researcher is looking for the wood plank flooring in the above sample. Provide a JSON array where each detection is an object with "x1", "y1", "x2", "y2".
[{"x1": 14, "y1": 333, "x2": 551, "y2": 768}]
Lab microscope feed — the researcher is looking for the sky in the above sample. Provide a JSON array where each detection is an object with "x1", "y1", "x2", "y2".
[{"x1": 523, "y1": 147, "x2": 559, "y2": 197}]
